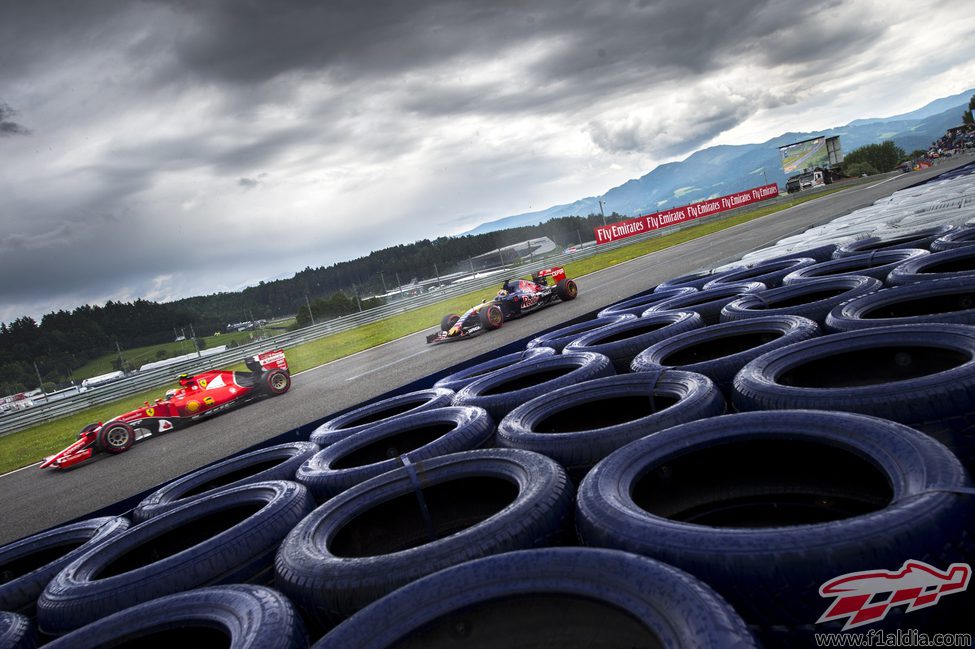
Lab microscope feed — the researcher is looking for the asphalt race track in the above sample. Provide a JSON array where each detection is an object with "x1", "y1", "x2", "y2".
[{"x1": 0, "y1": 161, "x2": 966, "y2": 545}]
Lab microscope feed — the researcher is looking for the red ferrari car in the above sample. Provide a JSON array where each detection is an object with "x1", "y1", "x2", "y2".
[{"x1": 40, "y1": 350, "x2": 292, "y2": 470}]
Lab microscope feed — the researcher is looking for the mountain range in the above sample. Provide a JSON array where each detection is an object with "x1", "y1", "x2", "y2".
[{"x1": 465, "y1": 88, "x2": 975, "y2": 235}]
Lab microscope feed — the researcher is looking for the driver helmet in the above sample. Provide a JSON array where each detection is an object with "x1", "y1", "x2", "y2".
[
  {"x1": 497, "y1": 289, "x2": 508, "y2": 298},
  {"x1": 164, "y1": 389, "x2": 177, "y2": 400}
]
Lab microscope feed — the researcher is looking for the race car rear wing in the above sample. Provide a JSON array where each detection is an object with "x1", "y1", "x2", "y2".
[
  {"x1": 247, "y1": 349, "x2": 289, "y2": 372},
  {"x1": 532, "y1": 266, "x2": 567, "y2": 285}
]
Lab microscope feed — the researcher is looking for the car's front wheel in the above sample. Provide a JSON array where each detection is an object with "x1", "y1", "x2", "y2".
[
  {"x1": 96, "y1": 423, "x2": 134, "y2": 455},
  {"x1": 264, "y1": 369, "x2": 291, "y2": 396}
]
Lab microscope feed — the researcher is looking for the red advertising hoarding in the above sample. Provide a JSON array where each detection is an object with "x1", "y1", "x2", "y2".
[{"x1": 594, "y1": 183, "x2": 780, "y2": 245}]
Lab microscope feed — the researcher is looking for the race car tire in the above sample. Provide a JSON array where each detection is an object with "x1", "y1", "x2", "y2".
[
  {"x1": 931, "y1": 225, "x2": 975, "y2": 251},
  {"x1": 563, "y1": 311, "x2": 704, "y2": 372},
  {"x1": 132, "y1": 441, "x2": 321, "y2": 522},
  {"x1": 525, "y1": 314, "x2": 635, "y2": 353},
  {"x1": 781, "y1": 248, "x2": 929, "y2": 285},
  {"x1": 440, "y1": 313, "x2": 460, "y2": 332},
  {"x1": 630, "y1": 315, "x2": 821, "y2": 396},
  {"x1": 732, "y1": 323, "x2": 975, "y2": 467},
  {"x1": 575, "y1": 410, "x2": 975, "y2": 639},
  {"x1": 654, "y1": 269, "x2": 716, "y2": 292},
  {"x1": 496, "y1": 371, "x2": 725, "y2": 480},
  {"x1": 0, "y1": 516, "x2": 129, "y2": 616},
  {"x1": 311, "y1": 548, "x2": 759, "y2": 649},
  {"x1": 645, "y1": 282, "x2": 766, "y2": 325},
  {"x1": 296, "y1": 406, "x2": 495, "y2": 500},
  {"x1": 95, "y1": 422, "x2": 134, "y2": 455},
  {"x1": 596, "y1": 286, "x2": 697, "y2": 318},
  {"x1": 452, "y1": 352, "x2": 615, "y2": 420},
  {"x1": 0, "y1": 612, "x2": 34, "y2": 649},
  {"x1": 37, "y1": 481, "x2": 314, "y2": 636},
  {"x1": 42, "y1": 585, "x2": 306, "y2": 649},
  {"x1": 309, "y1": 387, "x2": 455, "y2": 448},
  {"x1": 432, "y1": 347, "x2": 556, "y2": 392},
  {"x1": 832, "y1": 224, "x2": 955, "y2": 258},
  {"x1": 555, "y1": 278, "x2": 578, "y2": 301},
  {"x1": 263, "y1": 369, "x2": 291, "y2": 396},
  {"x1": 701, "y1": 256, "x2": 815, "y2": 290},
  {"x1": 719, "y1": 275, "x2": 882, "y2": 326},
  {"x1": 887, "y1": 246, "x2": 975, "y2": 285},
  {"x1": 825, "y1": 276, "x2": 975, "y2": 332},
  {"x1": 477, "y1": 303, "x2": 503, "y2": 330},
  {"x1": 275, "y1": 449, "x2": 573, "y2": 630}
]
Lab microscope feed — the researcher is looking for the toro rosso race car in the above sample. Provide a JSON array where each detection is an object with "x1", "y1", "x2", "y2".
[
  {"x1": 426, "y1": 266, "x2": 578, "y2": 344},
  {"x1": 40, "y1": 350, "x2": 291, "y2": 470}
]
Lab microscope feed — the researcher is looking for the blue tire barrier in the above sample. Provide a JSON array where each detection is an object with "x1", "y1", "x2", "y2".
[
  {"x1": 311, "y1": 548, "x2": 759, "y2": 649},
  {"x1": 720, "y1": 275, "x2": 882, "y2": 326},
  {"x1": 702, "y1": 257, "x2": 816, "y2": 290},
  {"x1": 0, "y1": 517, "x2": 129, "y2": 616},
  {"x1": 832, "y1": 224, "x2": 956, "y2": 258},
  {"x1": 310, "y1": 387, "x2": 454, "y2": 447},
  {"x1": 732, "y1": 323, "x2": 975, "y2": 468},
  {"x1": 931, "y1": 224, "x2": 975, "y2": 251},
  {"x1": 0, "y1": 612, "x2": 34, "y2": 649},
  {"x1": 576, "y1": 410, "x2": 975, "y2": 641},
  {"x1": 887, "y1": 246, "x2": 975, "y2": 286},
  {"x1": 563, "y1": 312, "x2": 704, "y2": 373},
  {"x1": 654, "y1": 269, "x2": 717, "y2": 292},
  {"x1": 596, "y1": 287, "x2": 697, "y2": 318},
  {"x1": 275, "y1": 449, "x2": 574, "y2": 630},
  {"x1": 825, "y1": 276, "x2": 975, "y2": 332},
  {"x1": 37, "y1": 481, "x2": 314, "y2": 636},
  {"x1": 496, "y1": 371, "x2": 725, "y2": 481},
  {"x1": 43, "y1": 585, "x2": 306, "y2": 649},
  {"x1": 525, "y1": 315, "x2": 635, "y2": 353},
  {"x1": 781, "y1": 248, "x2": 929, "y2": 285},
  {"x1": 432, "y1": 347, "x2": 555, "y2": 392},
  {"x1": 133, "y1": 442, "x2": 320, "y2": 522},
  {"x1": 296, "y1": 406, "x2": 495, "y2": 500},
  {"x1": 631, "y1": 315, "x2": 820, "y2": 396},
  {"x1": 452, "y1": 352, "x2": 615, "y2": 420},
  {"x1": 646, "y1": 282, "x2": 766, "y2": 325},
  {"x1": 755, "y1": 242, "x2": 838, "y2": 264}
]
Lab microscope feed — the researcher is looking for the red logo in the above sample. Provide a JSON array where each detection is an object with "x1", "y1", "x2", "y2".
[{"x1": 818, "y1": 560, "x2": 970, "y2": 630}]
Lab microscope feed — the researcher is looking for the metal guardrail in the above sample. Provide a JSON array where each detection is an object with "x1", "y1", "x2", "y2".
[{"x1": 0, "y1": 188, "x2": 818, "y2": 437}]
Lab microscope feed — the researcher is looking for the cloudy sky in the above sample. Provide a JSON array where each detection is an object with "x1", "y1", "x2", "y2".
[{"x1": 2, "y1": 0, "x2": 974, "y2": 323}]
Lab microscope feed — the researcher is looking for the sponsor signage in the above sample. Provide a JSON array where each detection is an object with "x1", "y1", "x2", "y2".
[{"x1": 594, "y1": 183, "x2": 779, "y2": 245}]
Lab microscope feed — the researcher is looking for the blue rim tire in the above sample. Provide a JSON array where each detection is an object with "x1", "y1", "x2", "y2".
[
  {"x1": 310, "y1": 388, "x2": 454, "y2": 447},
  {"x1": 432, "y1": 347, "x2": 555, "y2": 392}
]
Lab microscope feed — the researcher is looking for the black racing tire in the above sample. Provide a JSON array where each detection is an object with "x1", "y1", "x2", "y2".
[
  {"x1": 309, "y1": 387, "x2": 454, "y2": 448},
  {"x1": 781, "y1": 248, "x2": 930, "y2": 285},
  {"x1": 932, "y1": 224, "x2": 975, "y2": 251},
  {"x1": 440, "y1": 313, "x2": 460, "y2": 332},
  {"x1": 263, "y1": 369, "x2": 291, "y2": 396},
  {"x1": 825, "y1": 276, "x2": 975, "y2": 332},
  {"x1": 654, "y1": 269, "x2": 717, "y2": 292},
  {"x1": 702, "y1": 256, "x2": 816, "y2": 290},
  {"x1": 37, "y1": 481, "x2": 314, "y2": 636},
  {"x1": 832, "y1": 224, "x2": 956, "y2": 257},
  {"x1": 42, "y1": 585, "x2": 306, "y2": 649},
  {"x1": 555, "y1": 278, "x2": 578, "y2": 301},
  {"x1": 596, "y1": 286, "x2": 697, "y2": 318},
  {"x1": 95, "y1": 422, "x2": 134, "y2": 455},
  {"x1": 719, "y1": 275, "x2": 882, "y2": 326},
  {"x1": 477, "y1": 303, "x2": 503, "y2": 330},
  {"x1": 452, "y1": 352, "x2": 615, "y2": 420},
  {"x1": 575, "y1": 410, "x2": 975, "y2": 640},
  {"x1": 496, "y1": 371, "x2": 725, "y2": 481},
  {"x1": 563, "y1": 311, "x2": 704, "y2": 372},
  {"x1": 296, "y1": 406, "x2": 496, "y2": 500},
  {"x1": 645, "y1": 282, "x2": 766, "y2": 325},
  {"x1": 525, "y1": 314, "x2": 635, "y2": 353},
  {"x1": 275, "y1": 449, "x2": 574, "y2": 629},
  {"x1": 433, "y1": 347, "x2": 556, "y2": 392},
  {"x1": 132, "y1": 442, "x2": 321, "y2": 522},
  {"x1": 887, "y1": 245, "x2": 975, "y2": 285},
  {"x1": 0, "y1": 612, "x2": 34, "y2": 649},
  {"x1": 631, "y1": 315, "x2": 821, "y2": 396},
  {"x1": 311, "y1": 548, "x2": 759, "y2": 649},
  {"x1": 732, "y1": 323, "x2": 975, "y2": 468},
  {"x1": 0, "y1": 516, "x2": 129, "y2": 616}
]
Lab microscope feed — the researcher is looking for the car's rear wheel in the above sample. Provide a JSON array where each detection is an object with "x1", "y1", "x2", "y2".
[
  {"x1": 440, "y1": 314, "x2": 460, "y2": 331},
  {"x1": 556, "y1": 279, "x2": 578, "y2": 300},
  {"x1": 479, "y1": 304, "x2": 504, "y2": 330},
  {"x1": 264, "y1": 369, "x2": 291, "y2": 396},
  {"x1": 96, "y1": 423, "x2": 134, "y2": 455}
]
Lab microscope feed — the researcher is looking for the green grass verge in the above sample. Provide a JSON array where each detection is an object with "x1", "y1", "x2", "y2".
[{"x1": 0, "y1": 182, "x2": 864, "y2": 473}]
